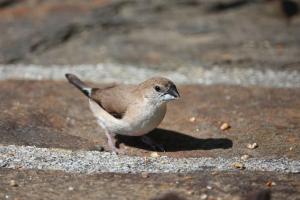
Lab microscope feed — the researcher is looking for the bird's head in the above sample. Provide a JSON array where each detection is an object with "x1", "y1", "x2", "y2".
[{"x1": 138, "y1": 77, "x2": 180, "y2": 104}]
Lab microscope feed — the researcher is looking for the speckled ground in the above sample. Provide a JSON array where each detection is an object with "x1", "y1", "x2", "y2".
[{"x1": 1, "y1": 0, "x2": 300, "y2": 199}]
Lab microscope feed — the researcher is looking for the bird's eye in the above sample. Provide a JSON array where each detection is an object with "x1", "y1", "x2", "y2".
[{"x1": 154, "y1": 85, "x2": 161, "y2": 92}]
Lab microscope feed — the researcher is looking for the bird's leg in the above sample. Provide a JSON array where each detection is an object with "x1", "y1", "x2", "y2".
[
  {"x1": 96, "y1": 118, "x2": 123, "y2": 154},
  {"x1": 141, "y1": 135, "x2": 165, "y2": 152},
  {"x1": 104, "y1": 130, "x2": 123, "y2": 154}
]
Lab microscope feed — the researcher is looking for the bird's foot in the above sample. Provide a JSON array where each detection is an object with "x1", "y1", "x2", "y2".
[
  {"x1": 110, "y1": 146, "x2": 125, "y2": 155},
  {"x1": 106, "y1": 132, "x2": 125, "y2": 155},
  {"x1": 141, "y1": 136, "x2": 165, "y2": 152}
]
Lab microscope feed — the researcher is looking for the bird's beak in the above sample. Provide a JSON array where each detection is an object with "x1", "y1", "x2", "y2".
[
  {"x1": 162, "y1": 85, "x2": 180, "y2": 101},
  {"x1": 168, "y1": 85, "x2": 180, "y2": 98}
]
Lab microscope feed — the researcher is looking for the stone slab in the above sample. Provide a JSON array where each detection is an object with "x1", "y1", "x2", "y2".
[
  {"x1": 0, "y1": 80, "x2": 299, "y2": 159},
  {"x1": 0, "y1": 169, "x2": 299, "y2": 200}
]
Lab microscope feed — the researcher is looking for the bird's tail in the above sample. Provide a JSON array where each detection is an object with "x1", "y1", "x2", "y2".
[{"x1": 65, "y1": 73, "x2": 92, "y2": 97}]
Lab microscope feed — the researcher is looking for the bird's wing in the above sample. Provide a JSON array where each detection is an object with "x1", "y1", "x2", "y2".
[{"x1": 90, "y1": 85, "x2": 135, "y2": 119}]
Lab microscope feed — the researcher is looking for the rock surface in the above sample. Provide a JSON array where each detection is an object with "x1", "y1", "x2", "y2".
[
  {"x1": 0, "y1": 0, "x2": 299, "y2": 70},
  {"x1": 0, "y1": 80, "x2": 299, "y2": 159},
  {"x1": 0, "y1": 168, "x2": 299, "y2": 200}
]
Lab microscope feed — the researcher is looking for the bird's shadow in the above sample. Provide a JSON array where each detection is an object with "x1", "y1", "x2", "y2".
[{"x1": 116, "y1": 128, "x2": 233, "y2": 152}]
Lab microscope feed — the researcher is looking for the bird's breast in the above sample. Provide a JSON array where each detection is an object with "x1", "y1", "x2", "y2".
[{"x1": 119, "y1": 103, "x2": 167, "y2": 136}]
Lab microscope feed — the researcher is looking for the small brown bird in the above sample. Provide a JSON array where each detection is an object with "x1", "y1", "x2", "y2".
[{"x1": 65, "y1": 73, "x2": 180, "y2": 153}]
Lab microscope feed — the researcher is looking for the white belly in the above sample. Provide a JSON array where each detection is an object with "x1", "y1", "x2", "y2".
[
  {"x1": 108, "y1": 103, "x2": 166, "y2": 136},
  {"x1": 120, "y1": 103, "x2": 167, "y2": 136},
  {"x1": 89, "y1": 99, "x2": 167, "y2": 136}
]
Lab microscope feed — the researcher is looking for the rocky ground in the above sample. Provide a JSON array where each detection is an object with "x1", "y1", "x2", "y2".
[
  {"x1": 1, "y1": 168, "x2": 299, "y2": 200},
  {"x1": 0, "y1": 80, "x2": 299, "y2": 159},
  {"x1": 0, "y1": 0, "x2": 300, "y2": 200},
  {"x1": 0, "y1": 0, "x2": 300, "y2": 70}
]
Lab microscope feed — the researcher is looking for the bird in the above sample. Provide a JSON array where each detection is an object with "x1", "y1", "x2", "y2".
[{"x1": 65, "y1": 73, "x2": 180, "y2": 153}]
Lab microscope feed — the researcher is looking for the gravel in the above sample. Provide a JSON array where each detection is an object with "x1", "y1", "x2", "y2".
[
  {"x1": 1, "y1": 63, "x2": 300, "y2": 87},
  {"x1": 0, "y1": 145, "x2": 299, "y2": 174}
]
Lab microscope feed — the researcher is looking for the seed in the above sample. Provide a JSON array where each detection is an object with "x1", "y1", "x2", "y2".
[
  {"x1": 241, "y1": 155, "x2": 250, "y2": 161},
  {"x1": 232, "y1": 162, "x2": 245, "y2": 170},
  {"x1": 200, "y1": 194, "x2": 208, "y2": 199},
  {"x1": 150, "y1": 152, "x2": 159, "y2": 158},
  {"x1": 247, "y1": 143, "x2": 258, "y2": 149},
  {"x1": 68, "y1": 186, "x2": 74, "y2": 191},
  {"x1": 266, "y1": 181, "x2": 276, "y2": 187},
  {"x1": 220, "y1": 123, "x2": 230, "y2": 131},
  {"x1": 189, "y1": 117, "x2": 196, "y2": 122},
  {"x1": 9, "y1": 180, "x2": 18, "y2": 187}
]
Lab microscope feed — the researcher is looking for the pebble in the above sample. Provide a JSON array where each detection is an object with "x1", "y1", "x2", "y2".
[
  {"x1": 150, "y1": 152, "x2": 159, "y2": 158},
  {"x1": 211, "y1": 171, "x2": 218, "y2": 175},
  {"x1": 141, "y1": 172, "x2": 149, "y2": 178},
  {"x1": 220, "y1": 123, "x2": 230, "y2": 131},
  {"x1": 241, "y1": 155, "x2": 250, "y2": 161},
  {"x1": 143, "y1": 157, "x2": 149, "y2": 164},
  {"x1": 189, "y1": 117, "x2": 196, "y2": 122},
  {"x1": 266, "y1": 181, "x2": 276, "y2": 187},
  {"x1": 200, "y1": 194, "x2": 208, "y2": 199},
  {"x1": 186, "y1": 190, "x2": 194, "y2": 195},
  {"x1": 247, "y1": 143, "x2": 258, "y2": 149},
  {"x1": 232, "y1": 162, "x2": 245, "y2": 170},
  {"x1": 68, "y1": 186, "x2": 74, "y2": 191},
  {"x1": 9, "y1": 180, "x2": 18, "y2": 187}
]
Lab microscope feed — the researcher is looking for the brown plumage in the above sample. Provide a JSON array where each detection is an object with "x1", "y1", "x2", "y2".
[{"x1": 91, "y1": 85, "x2": 136, "y2": 119}]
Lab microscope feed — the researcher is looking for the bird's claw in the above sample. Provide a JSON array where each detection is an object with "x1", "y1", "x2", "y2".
[{"x1": 111, "y1": 146, "x2": 125, "y2": 155}]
